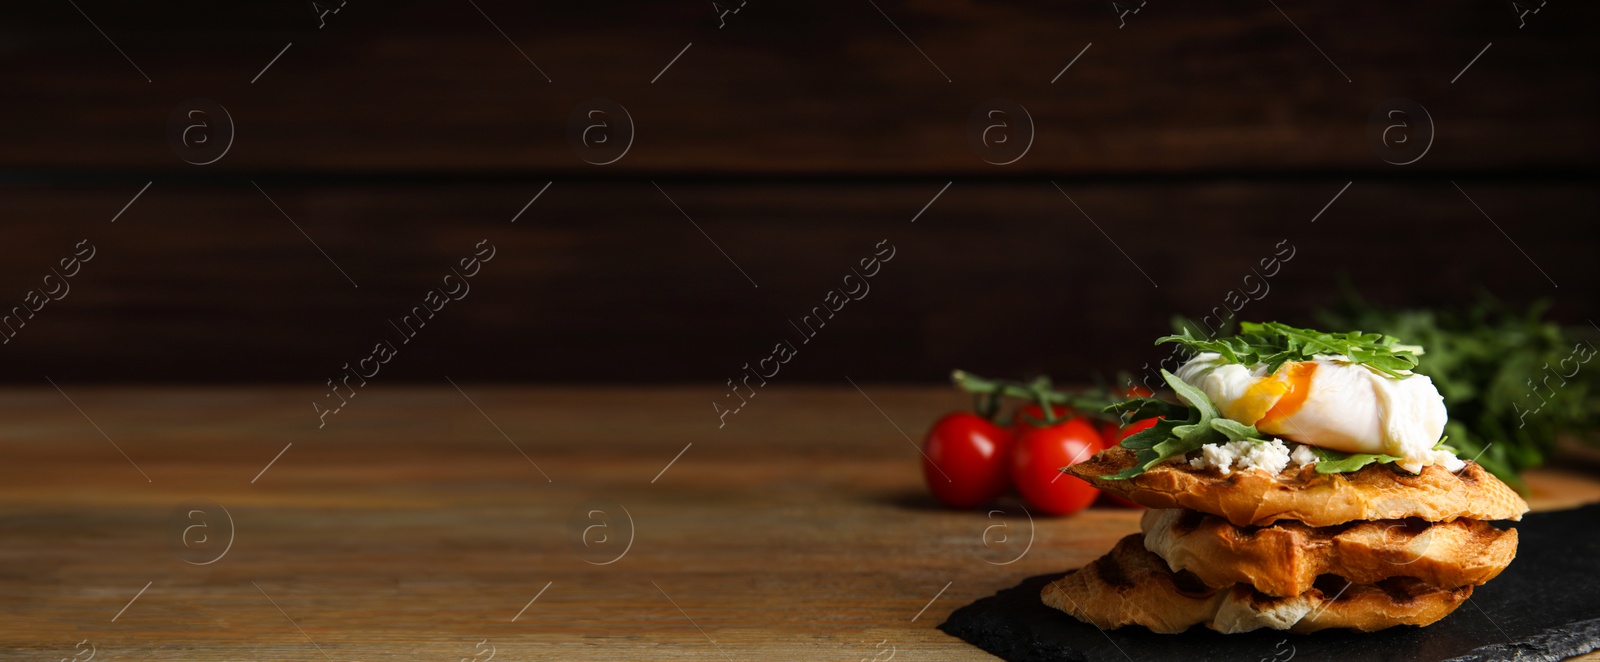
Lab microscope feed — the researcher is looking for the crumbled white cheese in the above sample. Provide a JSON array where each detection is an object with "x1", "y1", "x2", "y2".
[
  {"x1": 1290, "y1": 443, "x2": 1319, "y2": 468},
  {"x1": 1189, "y1": 439, "x2": 1292, "y2": 476}
]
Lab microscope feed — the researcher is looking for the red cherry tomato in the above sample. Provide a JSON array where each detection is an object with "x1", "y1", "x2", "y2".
[
  {"x1": 921, "y1": 412, "x2": 1014, "y2": 509},
  {"x1": 1011, "y1": 403, "x2": 1074, "y2": 430},
  {"x1": 1011, "y1": 418, "x2": 1103, "y2": 516},
  {"x1": 1098, "y1": 418, "x2": 1160, "y2": 508}
]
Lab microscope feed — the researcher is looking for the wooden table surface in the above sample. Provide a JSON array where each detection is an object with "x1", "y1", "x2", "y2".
[{"x1": 4, "y1": 386, "x2": 1598, "y2": 661}]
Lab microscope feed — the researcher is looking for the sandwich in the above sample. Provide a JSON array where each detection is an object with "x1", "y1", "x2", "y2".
[{"x1": 1042, "y1": 322, "x2": 1530, "y2": 634}]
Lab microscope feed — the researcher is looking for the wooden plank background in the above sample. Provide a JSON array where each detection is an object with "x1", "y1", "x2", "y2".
[
  {"x1": 2, "y1": 0, "x2": 1594, "y2": 173},
  {"x1": 1, "y1": 0, "x2": 1595, "y2": 383},
  {"x1": 0, "y1": 180, "x2": 1591, "y2": 382}
]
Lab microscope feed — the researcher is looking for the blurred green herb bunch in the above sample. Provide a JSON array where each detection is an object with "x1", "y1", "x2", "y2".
[{"x1": 1318, "y1": 292, "x2": 1598, "y2": 490}]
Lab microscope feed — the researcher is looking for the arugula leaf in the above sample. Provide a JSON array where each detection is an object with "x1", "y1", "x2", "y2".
[
  {"x1": 1157, "y1": 321, "x2": 1422, "y2": 379},
  {"x1": 1098, "y1": 369, "x2": 1270, "y2": 480},
  {"x1": 1103, "y1": 397, "x2": 1189, "y2": 422},
  {"x1": 1309, "y1": 437, "x2": 1460, "y2": 474},
  {"x1": 1118, "y1": 416, "x2": 1187, "y2": 453},
  {"x1": 1165, "y1": 367, "x2": 1222, "y2": 418},
  {"x1": 1103, "y1": 418, "x2": 1190, "y2": 479},
  {"x1": 1311, "y1": 447, "x2": 1403, "y2": 474},
  {"x1": 1209, "y1": 418, "x2": 1261, "y2": 442}
]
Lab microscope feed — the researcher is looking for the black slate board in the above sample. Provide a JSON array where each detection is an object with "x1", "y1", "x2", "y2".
[{"x1": 939, "y1": 504, "x2": 1600, "y2": 662}]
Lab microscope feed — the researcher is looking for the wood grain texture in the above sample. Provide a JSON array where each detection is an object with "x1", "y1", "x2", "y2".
[
  {"x1": 0, "y1": 0, "x2": 1593, "y2": 174},
  {"x1": 0, "y1": 180, "x2": 1591, "y2": 382},
  {"x1": 0, "y1": 386, "x2": 1595, "y2": 660}
]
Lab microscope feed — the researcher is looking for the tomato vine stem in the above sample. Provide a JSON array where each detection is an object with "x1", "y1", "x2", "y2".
[{"x1": 949, "y1": 370, "x2": 1121, "y2": 424}]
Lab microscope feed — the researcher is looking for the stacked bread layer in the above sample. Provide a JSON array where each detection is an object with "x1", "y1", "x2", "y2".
[{"x1": 1043, "y1": 447, "x2": 1529, "y2": 634}]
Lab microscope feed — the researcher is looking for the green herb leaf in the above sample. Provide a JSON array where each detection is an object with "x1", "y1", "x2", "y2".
[
  {"x1": 1099, "y1": 370, "x2": 1269, "y2": 479},
  {"x1": 1116, "y1": 420, "x2": 1175, "y2": 451},
  {"x1": 1311, "y1": 447, "x2": 1403, "y2": 474},
  {"x1": 1103, "y1": 397, "x2": 1189, "y2": 422},
  {"x1": 1209, "y1": 418, "x2": 1261, "y2": 442},
  {"x1": 1157, "y1": 321, "x2": 1422, "y2": 379},
  {"x1": 1164, "y1": 367, "x2": 1223, "y2": 419}
]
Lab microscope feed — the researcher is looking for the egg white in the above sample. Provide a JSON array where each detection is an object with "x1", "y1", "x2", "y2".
[{"x1": 1175, "y1": 352, "x2": 1456, "y2": 472}]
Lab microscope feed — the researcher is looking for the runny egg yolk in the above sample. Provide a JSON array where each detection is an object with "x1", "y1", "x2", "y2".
[
  {"x1": 1257, "y1": 362, "x2": 1317, "y2": 429},
  {"x1": 1215, "y1": 361, "x2": 1317, "y2": 427},
  {"x1": 1220, "y1": 378, "x2": 1286, "y2": 424}
]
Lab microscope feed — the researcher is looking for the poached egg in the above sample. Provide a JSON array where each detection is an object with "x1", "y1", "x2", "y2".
[{"x1": 1174, "y1": 352, "x2": 1462, "y2": 473}]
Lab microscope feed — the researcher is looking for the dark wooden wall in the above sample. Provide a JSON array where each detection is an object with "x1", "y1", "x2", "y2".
[{"x1": 1, "y1": 1, "x2": 1594, "y2": 383}]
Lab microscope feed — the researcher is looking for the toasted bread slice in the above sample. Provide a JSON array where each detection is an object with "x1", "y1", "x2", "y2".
[
  {"x1": 1041, "y1": 534, "x2": 1472, "y2": 634},
  {"x1": 1141, "y1": 508, "x2": 1518, "y2": 597},
  {"x1": 1066, "y1": 446, "x2": 1528, "y2": 527}
]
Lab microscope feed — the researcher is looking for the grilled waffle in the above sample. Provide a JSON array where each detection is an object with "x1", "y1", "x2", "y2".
[
  {"x1": 1140, "y1": 508, "x2": 1518, "y2": 597},
  {"x1": 1067, "y1": 446, "x2": 1529, "y2": 527},
  {"x1": 1041, "y1": 534, "x2": 1473, "y2": 634}
]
